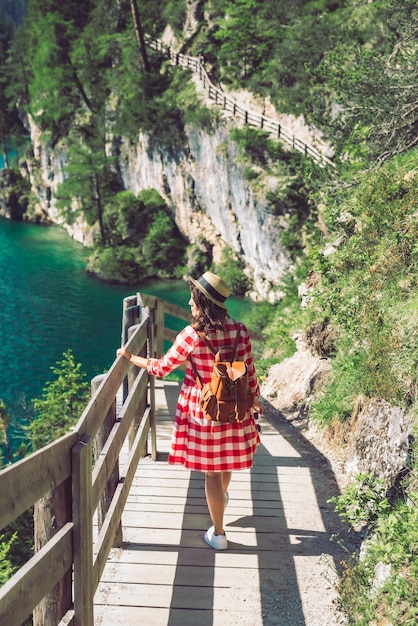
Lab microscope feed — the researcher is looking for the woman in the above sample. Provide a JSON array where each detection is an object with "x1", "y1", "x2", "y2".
[{"x1": 117, "y1": 271, "x2": 262, "y2": 550}]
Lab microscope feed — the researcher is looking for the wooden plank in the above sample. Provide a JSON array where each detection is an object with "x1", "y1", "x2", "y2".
[
  {"x1": 121, "y1": 525, "x2": 310, "y2": 553},
  {"x1": 0, "y1": 431, "x2": 76, "y2": 530},
  {"x1": 95, "y1": 580, "x2": 262, "y2": 612},
  {"x1": 57, "y1": 610, "x2": 75, "y2": 625},
  {"x1": 122, "y1": 501, "x2": 276, "y2": 516},
  {"x1": 0, "y1": 523, "x2": 73, "y2": 626},
  {"x1": 121, "y1": 510, "x2": 288, "y2": 532},
  {"x1": 94, "y1": 605, "x2": 261, "y2": 626},
  {"x1": 98, "y1": 562, "x2": 269, "y2": 589}
]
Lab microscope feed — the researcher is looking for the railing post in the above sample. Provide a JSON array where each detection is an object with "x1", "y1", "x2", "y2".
[
  {"x1": 91, "y1": 375, "x2": 122, "y2": 547},
  {"x1": 147, "y1": 314, "x2": 157, "y2": 461},
  {"x1": 121, "y1": 296, "x2": 140, "y2": 402},
  {"x1": 72, "y1": 434, "x2": 93, "y2": 626},
  {"x1": 33, "y1": 479, "x2": 72, "y2": 626}
]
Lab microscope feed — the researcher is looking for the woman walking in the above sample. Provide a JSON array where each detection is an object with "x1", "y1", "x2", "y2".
[{"x1": 117, "y1": 271, "x2": 262, "y2": 550}]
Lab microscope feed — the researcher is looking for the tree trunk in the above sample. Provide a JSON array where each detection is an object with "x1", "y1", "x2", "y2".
[
  {"x1": 33, "y1": 479, "x2": 72, "y2": 626},
  {"x1": 130, "y1": 0, "x2": 151, "y2": 73}
]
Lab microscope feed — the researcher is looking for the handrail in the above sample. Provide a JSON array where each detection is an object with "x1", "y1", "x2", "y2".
[
  {"x1": 0, "y1": 293, "x2": 190, "y2": 626},
  {"x1": 147, "y1": 38, "x2": 335, "y2": 169}
]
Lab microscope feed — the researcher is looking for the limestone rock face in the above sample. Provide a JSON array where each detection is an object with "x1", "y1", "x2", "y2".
[
  {"x1": 118, "y1": 123, "x2": 290, "y2": 298},
  {"x1": 345, "y1": 398, "x2": 414, "y2": 486},
  {"x1": 24, "y1": 114, "x2": 292, "y2": 299}
]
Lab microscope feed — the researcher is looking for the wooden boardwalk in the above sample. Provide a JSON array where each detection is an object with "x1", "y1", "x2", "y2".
[{"x1": 94, "y1": 380, "x2": 346, "y2": 626}]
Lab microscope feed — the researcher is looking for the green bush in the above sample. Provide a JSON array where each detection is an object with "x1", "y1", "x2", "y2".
[
  {"x1": 214, "y1": 247, "x2": 250, "y2": 296},
  {"x1": 334, "y1": 484, "x2": 418, "y2": 625}
]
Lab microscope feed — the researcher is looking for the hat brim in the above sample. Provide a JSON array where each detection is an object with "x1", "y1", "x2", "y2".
[{"x1": 190, "y1": 276, "x2": 228, "y2": 310}]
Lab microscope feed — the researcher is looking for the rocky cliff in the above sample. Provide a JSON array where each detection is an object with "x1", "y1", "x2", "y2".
[{"x1": 21, "y1": 113, "x2": 292, "y2": 300}]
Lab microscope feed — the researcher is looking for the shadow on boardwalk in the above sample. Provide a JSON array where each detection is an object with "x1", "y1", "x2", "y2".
[{"x1": 95, "y1": 381, "x2": 353, "y2": 626}]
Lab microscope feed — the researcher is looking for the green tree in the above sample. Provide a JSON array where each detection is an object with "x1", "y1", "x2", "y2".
[
  {"x1": 27, "y1": 350, "x2": 90, "y2": 450},
  {"x1": 213, "y1": 0, "x2": 267, "y2": 82},
  {"x1": 314, "y1": 0, "x2": 418, "y2": 164},
  {"x1": 56, "y1": 132, "x2": 122, "y2": 245},
  {"x1": 89, "y1": 188, "x2": 186, "y2": 283},
  {"x1": 0, "y1": 18, "x2": 25, "y2": 167},
  {"x1": 26, "y1": 349, "x2": 90, "y2": 626},
  {"x1": 142, "y1": 211, "x2": 186, "y2": 274}
]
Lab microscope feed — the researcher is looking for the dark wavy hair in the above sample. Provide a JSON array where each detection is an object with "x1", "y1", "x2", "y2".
[{"x1": 190, "y1": 284, "x2": 228, "y2": 332}]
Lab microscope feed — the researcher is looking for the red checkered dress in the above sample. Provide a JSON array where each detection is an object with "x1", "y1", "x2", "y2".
[{"x1": 147, "y1": 317, "x2": 260, "y2": 472}]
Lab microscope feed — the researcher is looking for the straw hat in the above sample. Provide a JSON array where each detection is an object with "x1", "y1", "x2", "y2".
[{"x1": 190, "y1": 271, "x2": 231, "y2": 310}]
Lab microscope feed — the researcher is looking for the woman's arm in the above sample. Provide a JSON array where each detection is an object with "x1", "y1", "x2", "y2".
[
  {"x1": 117, "y1": 346, "x2": 149, "y2": 369},
  {"x1": 117, "y1": 325, "x2": 198, "y2": 376}
]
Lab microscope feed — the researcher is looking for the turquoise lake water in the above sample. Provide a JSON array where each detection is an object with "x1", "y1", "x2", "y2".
[{"x1": 0, "y1": 218, "x2": 256, "y2": 451}]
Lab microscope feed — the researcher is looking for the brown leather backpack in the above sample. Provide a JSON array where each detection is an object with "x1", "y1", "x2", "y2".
[{"x1": 191, "y1": 329, "x2": 254, "y2": 423}]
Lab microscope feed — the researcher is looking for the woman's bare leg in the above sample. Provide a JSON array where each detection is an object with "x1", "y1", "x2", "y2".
[
  {"x1": 205, "y1": 472, "x2": 226, "y2": 535},
  {"x1": 222, "y1": 471, "x2": 232, "y2": 494}
]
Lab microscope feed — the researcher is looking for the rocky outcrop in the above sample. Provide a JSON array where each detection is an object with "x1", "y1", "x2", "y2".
[
  {"x1": 260, "y1": 335, "x2": 331, "y2": 414},
  {"x1": 261, "y1": 338, "x2": 414, "y2": 489},
  {"x1": 345, "y1": 398, "x2": 414, "y2": 486}
]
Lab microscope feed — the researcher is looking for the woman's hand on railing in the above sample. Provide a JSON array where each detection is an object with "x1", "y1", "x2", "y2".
[
  {"x1": 117, "y1": 346, "x2": 132, "y2": 361},
  {"x1": 117, "y1": 347, "x2": 150, "y2": 370}
]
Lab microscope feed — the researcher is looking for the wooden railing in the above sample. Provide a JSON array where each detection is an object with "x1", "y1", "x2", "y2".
[
  {"x1": 147, "y1": 38, "x2": 335, "y2": 169},
  {"x1": 0, "y1": 294, "x2": 190, "y2": 626}
]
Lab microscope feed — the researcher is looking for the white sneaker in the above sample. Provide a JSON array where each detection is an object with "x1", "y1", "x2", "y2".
[{"x1": 204, "y1": 526, "x2": 228, "y2": 550}]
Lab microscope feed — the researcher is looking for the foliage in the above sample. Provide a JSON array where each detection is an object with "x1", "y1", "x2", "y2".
[
  {"x1": 0, "y1": 532, "x2": 18, "y2": 585},
  {"x1": 214, "y1": 247, "x2": 250, "y2": 296},
  {"x1": 26, "y1": 349, "x2": 90, "y2": 451},
  {"x1": 329, "y1": 472, "x2": 391, "y2": 530},
  {"x1": 0, "y1": 508, "x2": 34, "y2": 585},
  {"x1": 56, "y1": 133, "x2": 122, "y2": 243},
  {"x1": 205, "y1": 0, "x2": 346, "y2": 115},
  {"x1": 313, "y1": 0, "x2": 418, "y2": 165},
  {"x1": 88, "y1": 188, "x2": 186, "y2": 283},
  {"x1": 334, "y1": 481, "x2": 418, "y2": 625},
  {"x1": 255, "y1": 271, "x2": 307, "y2": 369},
  {"x1": 310, "y1": 341, "x2": 367, "y2": 426},
  {"x1": 0, "y1": 398, "x2": 11, "y2": 466},
  {"x1": 0, "y1": 396, "x2": 31, "y2": 465},
  {"x1": 162, "y1": 0, "x2": 187, "y2": 35},
  {"x1": 308, "y1": 152, "x2": 418, "y2": 411}
]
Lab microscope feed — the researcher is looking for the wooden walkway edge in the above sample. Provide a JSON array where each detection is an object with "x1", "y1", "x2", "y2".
[{"x1": 94, "y1": 380, "x2": 348, "y2": 626}]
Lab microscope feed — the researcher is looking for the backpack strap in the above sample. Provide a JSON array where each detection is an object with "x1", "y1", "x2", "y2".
[
  {"x1": 198, "y1": 329, "x2": 241, "y2": 361},
  {"x1": 190, "y1": 328, "x2": 241, "y2": 387}
]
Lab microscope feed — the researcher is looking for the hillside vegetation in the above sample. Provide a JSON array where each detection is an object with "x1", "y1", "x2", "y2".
[{"x1": 0, "y1": 1, "x2": 417, "y2": 623}]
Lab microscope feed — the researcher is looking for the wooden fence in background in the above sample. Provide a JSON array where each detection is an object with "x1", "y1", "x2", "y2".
[{"x1": 148, "y1": 38, "x2": 335, "y2": 169}]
